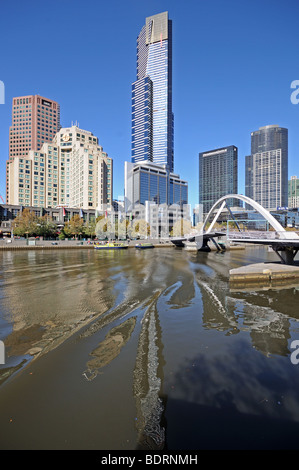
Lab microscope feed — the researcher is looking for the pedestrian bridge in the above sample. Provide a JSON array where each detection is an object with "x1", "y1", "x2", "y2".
[{"x1": 171, "y1": 194, "x2": 299, "y2": 265}]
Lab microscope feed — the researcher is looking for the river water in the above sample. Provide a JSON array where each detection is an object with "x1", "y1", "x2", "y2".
[{"x1": 0, "y1": 246, "x2": 299, "y2": 450}]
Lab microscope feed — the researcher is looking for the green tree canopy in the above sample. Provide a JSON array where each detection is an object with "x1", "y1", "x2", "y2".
[
  {"x1": 36, "y1": 215, "x2": 57, "y2": 238},
  {"x1": 63, "y1": 214, "x2": 85, "y2": 237},
  {"x1": 12, "y1": 208, "x2": 38, "y2": 237}
]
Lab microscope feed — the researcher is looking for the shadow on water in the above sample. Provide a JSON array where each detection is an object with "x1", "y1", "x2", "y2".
[{"x1": 164, "y1": 397, "x2": 299, "y2": 450}]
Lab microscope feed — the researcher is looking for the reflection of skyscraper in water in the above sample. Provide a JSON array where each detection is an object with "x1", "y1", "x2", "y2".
[
  {"x1": 82, "y1": 288, "x2": 166, "y2": 449},
  {"x1": 133, "y1": 290, "x2": 165, "y2": 450}
]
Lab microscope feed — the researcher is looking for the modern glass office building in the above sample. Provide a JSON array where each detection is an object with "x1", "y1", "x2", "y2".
[
  {"x1": 131, "y1": 11, "x2": 174, "y2": 172},
  {"x1": 199, "y1": 145, "x2": 238, "y2": 214},
  {"x1": 245, "y1": 125, "x2": 288, "y2": 210},
  {"x1": 288, "y1": 176, "x2": 299, "y2": 208},
  {"x1": 124, "y1": 161, "x2": 187, "y2": 212}
]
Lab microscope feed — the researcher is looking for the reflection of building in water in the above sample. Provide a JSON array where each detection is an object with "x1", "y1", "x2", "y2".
[
  {"x1": 83, "y1": 317, "x2": 137, "y2": 381},
  {"x1": 2, "y1": 252, "x2": 114, "y2": 359},
  {"x1": 81, "y1": 288, "x2": 166, "y2": 449},
  {"x1": 133, "y1": 291, "x2": 165, "y2": 450},
  {"x1": 197, "y1": 277, "x2": 239, "y2": 335},
  {"x1": 196, "y1": 268, "x2": 294, "y2": 357},
  {"x1": 227, "y1": 293, "x2": 294, "y2": 357}
]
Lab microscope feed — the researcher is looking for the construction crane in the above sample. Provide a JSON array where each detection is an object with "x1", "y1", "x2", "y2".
[{"x1": 0, "y1": 194, "x2": 4, "y2": 204}]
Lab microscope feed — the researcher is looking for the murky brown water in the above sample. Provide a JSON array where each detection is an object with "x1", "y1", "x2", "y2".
[{"x1": 1, "y1": 246, "x2": 299, "y2": 450}]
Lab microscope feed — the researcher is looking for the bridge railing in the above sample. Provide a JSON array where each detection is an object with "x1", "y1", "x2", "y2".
[{"x1": 228, "y1": 230, "x2": 298, "y2": 241}]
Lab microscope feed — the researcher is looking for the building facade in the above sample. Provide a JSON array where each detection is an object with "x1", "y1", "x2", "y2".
[
  {"x1": 199, "y1": 145, "x2": 238, "y2": 214},
  {"x1": 6, "y1": 95, "x2": 61, "y2": 203},
  {"x1": 8, "y1": 126, "x2": 112, "y2": 211},
  {"x1": 0, "y1": 203, "x2": 102, "y2": 238},
  {"x1": 53, "y1": 126, "x2": 112, "y2": 210},
  {"x1": 245, "y1": 125, "x2": 288, "y2": 210},
  {"x1": 124, "y1": 161, "x2": 187, "y2": 212},
  {"x1": 131, "y1": 11, "x2": 174, "y2": 172},
  {"x1": 288, "y1": 176, "x2": 299, "y2": 209}
]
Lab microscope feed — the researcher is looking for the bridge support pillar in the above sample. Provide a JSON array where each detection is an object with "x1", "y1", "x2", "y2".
[{"x1": 274, "y1": 247, "x2": 298, "y2": 265}]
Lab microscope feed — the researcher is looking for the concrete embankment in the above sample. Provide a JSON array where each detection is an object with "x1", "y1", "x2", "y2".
[
  {"x1": 0, "y1": 239, "x2": 173, "y2": 250},
  {"x1": 229, "y1": 262, "x2": 299, "y2": 288}
]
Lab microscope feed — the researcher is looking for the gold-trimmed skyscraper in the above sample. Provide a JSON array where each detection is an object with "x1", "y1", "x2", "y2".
[{"x1": 131, "y1": 12, "x2": 174, "y2": 172}]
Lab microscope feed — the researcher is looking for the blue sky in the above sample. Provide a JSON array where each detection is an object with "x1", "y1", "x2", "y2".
[{"x1": 0, "y1": 0, "x2": 298, "y2": 209}]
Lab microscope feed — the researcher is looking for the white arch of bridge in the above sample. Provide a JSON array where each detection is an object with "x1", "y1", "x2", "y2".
[{"x1": 202, "y1": 194, "x2": 299, "y2": 240}]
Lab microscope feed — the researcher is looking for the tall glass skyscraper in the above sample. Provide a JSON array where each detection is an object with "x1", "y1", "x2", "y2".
[
  {"x1": 245, "y1": 125, "x2": 288, "y2": 210},
  {"x1": 131, "y1": 11, "x2": 174, "y2": 172},
  {"x1": 199, "y1": 145, "x2": 238, "y2": 214},
  {"x1": 288, "y1": 176, "x2": 299, "y2": 208}
]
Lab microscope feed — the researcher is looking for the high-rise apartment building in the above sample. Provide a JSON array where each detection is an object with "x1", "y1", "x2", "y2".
[
  {"x1": 245, "y1": 125, "x2": 288, "y2": 210},
  {"x1": 288, "y1": 176, "x2": 299, "y2": 209},
  {"x1": 131, "y1": 11, "x2": 174, "y2": 172},
  {"x1": 8, "y1": 126, "x2": 112, "y2": 210},
  {"x1": 54, "y1": 126, "x2": 112, "y2": 209},
  {"x1": 6, "y1": 95, "x2": 61, "y2": 203},
  {"x1": 199, "y1": 145, "x2": 238, "y2": 214}
]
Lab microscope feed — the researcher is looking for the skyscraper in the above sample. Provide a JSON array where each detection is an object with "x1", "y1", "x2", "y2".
[
  {"x1": 199, "y1": 145, "x2": 238, "y2": 214},
  {"x1": 245, "y1": 125, "x2": 288, "y2": 210},
  {"x1": 131, "y1": 11, "x2": 174, "y2": 172},
  {"x1": 124, "y1": 160, "x2": 187, "y2": 212},
  {"x1": 6, "y1": 95, "x2": 61, "y2": 203},
  {"x1": 288, "y1": 176, "x2": 299, "y2": 209}
]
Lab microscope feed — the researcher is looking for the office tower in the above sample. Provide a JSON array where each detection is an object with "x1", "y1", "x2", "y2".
[
  {"x1": 8, "y1": 126, "x2": 112, "y2": 210},
  {"x1": 288, "y1": 176, "x2": 299, "y2": 208},
  {"x1": 131, "y1": 11, "x2": 174, "y2": 172},
  {"x1": 198, "y1": 145, "x2": 238, "y2": 214},
  {"x1": 245, "y1": 155, "x2": 253, "y2": 201},
  {"x1": 245, "y1": 125, "x2": 288, "y2": 210},
  {"x1": 124, "y1": 161, "x2": 187, "y2": 212},
  {"x1": 6, "y1": 95, "x2": 61, "y2": 203}
]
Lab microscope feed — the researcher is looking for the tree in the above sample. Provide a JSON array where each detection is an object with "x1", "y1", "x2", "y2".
[
  {"x1": 171, "y1": 218, "x2": 192, "y2": 237},
  {"x1": 12, "y1": 208, "x2": 38, "y2": 237},
  {"x1": 95, "y1": 216, "x2": 114, "y2": 240},
  {"x1": 83, "y1": 220, "x2": 96, "y2": 238},
  {"x1": 117, "y1": 219, "x2": 129, "y2": 239},
  {"x1": 64, "y1": 214, "x2": 85, "y2": 238},
  {"x1": 36, "y1": 215, "x2": 57, "y2": 239},
  {"x1": 131, "y1": 219, "x2": 150, "y2": 238}
]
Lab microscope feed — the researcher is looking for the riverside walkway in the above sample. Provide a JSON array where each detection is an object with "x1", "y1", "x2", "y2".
[{"x1": 0, "y1": 238, "x2": 173, "y2": 250}]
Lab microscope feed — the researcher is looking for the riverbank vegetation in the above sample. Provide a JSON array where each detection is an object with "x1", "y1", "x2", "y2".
[{"x1": 11, "y1": 209, "x2": 150, "y2": 240}]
